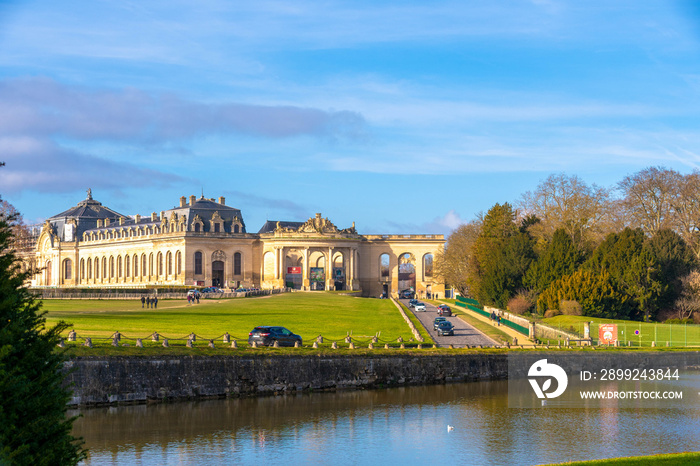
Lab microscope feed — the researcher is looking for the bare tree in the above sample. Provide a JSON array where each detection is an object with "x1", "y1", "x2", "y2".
[
  {"x1": 674, "y1": 271, "x2": 700, "y2": 320},
  {"x1": 518, "y1": 173, "x2": 611, "y2": 250},
  {"x1": 617, "y1": 167, "x2": 681, "y2": 236},
  {"x1": 671, "y1": 170, "x2": 700, "y2": 258},
  {"x1": 433, "y1": 220, "x2": 482, "y2": 297}
]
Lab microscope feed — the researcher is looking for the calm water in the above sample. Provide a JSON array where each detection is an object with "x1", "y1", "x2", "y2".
[{"x1": 72, "y1": 377, "x2": 700, "y2": 466}]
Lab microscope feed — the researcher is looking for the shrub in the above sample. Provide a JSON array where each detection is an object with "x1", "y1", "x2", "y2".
[
  {"x1": 507, "y1": 293, "x2": 534, "y2": 315},
  {"x1": 560, "y1": 300, "x2": 583, "y2": 316},
  {"x1": 544, "y1": 309, "x2": 561, "y2": 318}
]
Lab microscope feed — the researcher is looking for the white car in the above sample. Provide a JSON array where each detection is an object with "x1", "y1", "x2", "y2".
[{"x1": 414, "y1": 302, "x2": 426, "y2": 312}]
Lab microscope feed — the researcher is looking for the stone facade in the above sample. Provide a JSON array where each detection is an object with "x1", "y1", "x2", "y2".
[{"x1": 28, "y1": 191, "x2": 445, "y2": 298}]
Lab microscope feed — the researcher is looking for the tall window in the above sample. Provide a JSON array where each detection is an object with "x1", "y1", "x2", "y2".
[
  {"x1": 176, "y1": 251, "x2": 182, "y2": 275},
  {"x1": 157, "y1": 252, "x2": 163, "y2": 276},
  {"x1": 125, "y1": 255, "x2": 130, "y2": 277},
  {"x1": 117, "y1": 256, "x2": 122, "y2": 278},
  {"x1": 141, "y1": 254, "x2": 147, "y2": 277},
  {"x1": 63, "y1": 259, "x2": 72, "y2": 280},
  {"x1": 87, "y1": 258, "x2": 92, "y2": 279},
  {"x1": 423, "y1": 254, "x2": 434, "y2": 279},
  {"x1": 167, "y1": 251, "x2": 173, "y2": 276},
  {"x1": 380, "y1": 253, "x2": 390, "y2": 279},
  {"x1": 133, "y1": 254, "x2": 138, "y2": 277},
  {"x1": 234, "y1": 252, "x2": 242, "y2": 275},
  {"x1": 194, "y1": 251, "x2": 203, "y2": 275}
]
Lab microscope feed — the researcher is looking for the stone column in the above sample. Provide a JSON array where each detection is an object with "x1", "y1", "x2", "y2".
[
  {"x1": 326, "y1": 247, "x2": 334, "y2": 290},
  {"x1": 528, "y1": 321, "x2": 536, "y2": 340},
  {"x1": 348, "y1": 247, "x2": 355, "y2": 291},
  {"x1": 279, "y1": 246, "x2": 286, "y2": 288},
  {"x1": 302, "y1": 248, "x2": 309, "y2": 290},
  {"x1": 274, "y1": 247, "x2": 280, "y2": 280}
]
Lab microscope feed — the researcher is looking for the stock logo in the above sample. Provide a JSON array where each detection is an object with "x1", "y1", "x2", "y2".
[{"x1": 528, "y1": 359, "x2": 568, "y2": 399}]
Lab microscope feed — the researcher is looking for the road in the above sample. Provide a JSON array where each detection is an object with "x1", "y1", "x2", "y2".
[{"x1": 401, "y1": 299, "x2": 497, "y2": 348}]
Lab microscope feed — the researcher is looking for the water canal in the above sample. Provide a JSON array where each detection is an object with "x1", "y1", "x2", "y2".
[{"x1": 72, "y1": 375, "x2": 700, "y2": 465}]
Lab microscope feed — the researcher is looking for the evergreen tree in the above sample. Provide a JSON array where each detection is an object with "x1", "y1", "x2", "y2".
[
  {"x1": 0, "y1": 208, "x2": 86, "y2": 464},
  {"x1": 525, "y1": 228, "x2": 584, "y2": 296}
]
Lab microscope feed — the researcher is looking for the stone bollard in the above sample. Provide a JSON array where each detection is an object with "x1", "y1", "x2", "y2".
[
  {"x1": 152, "y1": 332, "x2": 159, "y2": 342},
  {"x1": 162, "y1": 339, "x2": 169, "y2": 348},
  {"x1": 312, "y1": 341, "x2": 319, "y2": 349},
  {"x1": 68, "y1": 330, "x2": 76, "y2": 341},
  {"x1": 345, "y1": 336, "x2": 352, "y2": 343},
  {"x1": 316, "y1": 335, "x2": 324, "y2": 344},
  {"x1": 223, "y1": 332, "x2": 230, "y2": 344},
  {"x1": 332, "y1": 341, "x2": 338, "y2": 349},
  {"x1": 251, "y1": 341, "x2": 258, "y2": 348},
  {"x1": 384, "y1": 344, "x2": 390, "y2": 350},
  {"x1": 651, "y1": 341, "x2": 656, "y2": 347},
  {"x1": 505, "y1": 342, "x2": 510, "y2": 348},
  {"x1": 190, "y1": 333, "x2": 196, "y2": 342},
  {"x1": 84, "y1": 338, "x2": 92, "y2": 348},
  {"x1": 295, "y1": 340, "x2": 301, "y2": 348},
  {"x1": 397, "y1": 336, "x2": 403, "y2": 343},
  {"x1": 417, "y1": 344, "x2": 422, "y2": 349},
  {"x1": 449, "y1": 344, "x2": 454, "y2": 349},
  {"x1": 186, "y1": 339, "x2": 193, "y2": 348},
  {"x1": 372, "y1": 336, "x2": 378, "y2": 344},
  {"x1": 349, "y1": 342, "x2": 355, "y2": 349},
  {"x1": 57, "y1": 338, "x2": 65, "y2": 348},
  {"x1": 368, "y1": 342, "x2": 374, "y2": 349},
  {"x1": 400, "y1": 343, "x2": 405, "y2": 349},
  {"x1": 666, "y1": 341, "x2": 670, "y2": 347},
  {"x1": 136, "y1": 338, "x2": 143, "y2": 348},
  {"x1": 112, "y1": 337, "x2": 119, "y2": 347},
  {"x1": 273, "y1": 340, "x2": 280, "y2": 348},
  {"x1": 114, "y1": 331, "x2": 121, "y2": 342},
  {"x1": 231, "y1": 340, "x2": 238, "y2": 349},
  {"x1": 513, "y1": 337, "x2": 518, "y2": 346},
  {"x1": 208, "y1": 340, "x2": 215, "y2": 349}
]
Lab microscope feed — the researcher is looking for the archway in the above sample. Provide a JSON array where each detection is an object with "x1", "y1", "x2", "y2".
[
  {"x1": 212, "y1": 261, "x2": 224, "y2": 287},
  {"x1": 398, "y1": 253, "x2": 416, "y2": 296}
]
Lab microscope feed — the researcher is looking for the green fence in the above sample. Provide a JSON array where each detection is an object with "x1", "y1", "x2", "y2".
[
  {"x1": 462, "y1": 300, "x2": 529, "y2": 336},
  {"x1": 590, "y1": 321, "x2": 700, "y2": 347}
]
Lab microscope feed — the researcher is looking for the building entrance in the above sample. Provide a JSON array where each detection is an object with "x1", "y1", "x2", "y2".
[{"x1": 212, "y1": 261, "x2": 224, "y2": 287}]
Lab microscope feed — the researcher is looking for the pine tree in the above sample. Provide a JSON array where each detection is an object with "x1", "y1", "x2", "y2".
[{"x1": 0, "y1": 208, "x2": 86, "y2": 464}]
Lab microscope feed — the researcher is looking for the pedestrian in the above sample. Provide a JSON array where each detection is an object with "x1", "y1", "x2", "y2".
[
  {"x1": 146, "y1": 296, "x2": 151, "y2": 308},
  {"x1": 187, "y1": 294, "x2": 191, "y2": 305},
  {"x1": 141, "y1": 295, "x2": 145, "y2": 308},
  {"x1": 497, "y1": 315, "x2": 501, "y2": 326},
  {"x1": 154, "y1": 296, "x2": 158, "y2": 309},
  {"x1": 196, "y1": 292, "x2": 200, "y2": 304}
]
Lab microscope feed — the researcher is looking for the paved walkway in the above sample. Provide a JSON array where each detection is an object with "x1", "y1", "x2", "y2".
[{"x1": 435, "y1": 299, "x2": 530, "y2": 344}]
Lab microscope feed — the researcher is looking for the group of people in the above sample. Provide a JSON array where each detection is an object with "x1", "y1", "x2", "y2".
[
  {"x1": 141, "y1": 296, "x2": 158, "y2": 308},
  {"x1": 187, "y1": 292, "x2": 200, "y2": 305},
  {"x1": 490, "y1": 310, "x2": 501, "y2": 326}
]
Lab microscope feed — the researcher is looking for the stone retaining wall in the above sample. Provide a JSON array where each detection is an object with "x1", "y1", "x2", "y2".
[{"x1": 63, "y1": 354, "x2": 507, "y2": 406}]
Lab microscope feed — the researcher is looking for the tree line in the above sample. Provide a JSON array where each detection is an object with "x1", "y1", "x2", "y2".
[{"x1": 435, "y1": 167, "x2": 700, "y2": 323}]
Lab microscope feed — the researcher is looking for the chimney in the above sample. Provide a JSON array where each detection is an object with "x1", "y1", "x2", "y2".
[
  {"x1": 218, "y1": 196, "x2": 225, "y2": 205},
  {"x1": 160, "y1": 211, "x2": 165, "y2": 220},
  {"x1": 104, "y1": 218, "x2": 110, "y2": 227},
  {"x1": 119, "y1": 217, "x2": 124, "y2": 225},
  {"x1": 97, "y1": 219, "x2": 103, "y2": 228},
  {"x1": 135, "y1": 214, "x2": 141, "y2": 224},
  {"x1": 151, "y1": 212, "x2": 157, "y2": 222},
  {"x1": 180, "y1": 196, "x2": 186, "y2": 207},
  {"x1": 189, "y1": 195, "x2": 196, "y2": 206}
]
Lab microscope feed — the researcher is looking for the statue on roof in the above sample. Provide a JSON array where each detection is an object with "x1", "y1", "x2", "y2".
[{"x1": 87, "y1": 188, "x2": 93, "y2": 200}]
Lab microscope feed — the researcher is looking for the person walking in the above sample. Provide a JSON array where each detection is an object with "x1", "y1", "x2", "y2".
[
  {"x1": 154, "y1": 296, "x2": 158, "y2": 309},
  {"x1": 146, "y1": 296, "x2": 151, "y2": 308},
  {"x1": 141, "y1": 295, "x2": 145, "y2": 308}
]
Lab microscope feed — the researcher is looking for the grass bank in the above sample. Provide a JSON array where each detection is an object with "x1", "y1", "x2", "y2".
[{"x1": 541, "y1": 451, "x2": 700, "y2": 465}]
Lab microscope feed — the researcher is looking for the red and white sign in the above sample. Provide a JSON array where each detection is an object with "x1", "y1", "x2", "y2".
[
  {"x1": 287, "y1": 267, "x2": 302, "y2": 274},
  {"x1": 599, "y1": 324, "x2": 618, "y2": 345}
]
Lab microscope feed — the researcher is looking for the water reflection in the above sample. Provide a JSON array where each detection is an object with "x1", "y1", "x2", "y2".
[{"x1": 72, "y1": 379, "x2": 700, "y2": 466}]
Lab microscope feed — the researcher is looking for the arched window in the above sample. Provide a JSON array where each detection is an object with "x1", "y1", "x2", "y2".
[
  {"x1": 87, "y1": 258, "x2": 92, "y2": 279},
  {"x1": 234, "y1": 252, "x2": 242, "y2": 276},
  {"x1": 117, "y1": 256, "x2": 122, "y2": 278},
  {"x1": 109, "y1": 256, "x2": 115, "y2": 278},
  {"x1": 63, "y1": 259, "x2": 72, "y2": 281},
  {"x1": 80, "y1": 259, "x2": 85, "y2": 280},
  {"x1": 167, "y1": 251, "x2": 173, "y2": 276},
  {"x1": 194, "y1": 251, "x2": 203, "y2": 275},
  {"x1": 194, "y1": 223, "x2": 201, "y2": 232},
  {"x1": 380, "y1": 253, "x2": 390, "y2": 279},
  {"x1": 141, "y1": 254, "x2": 147, "y2": 277},
  {"x1": 102, "y1": 257, "x2": 107, "y2": 280},
  {"x1": 94, "y1": 258, "x2": 99, "y2": 279},
  {"x1": 149, "y1": 253, "x2": 154, "y2": 276},
  {"x1": 234, "y1": 224, "x2": 240, "y2": 233},
  {"x1": 157, "y1": 252, "x2": 163, "y2": 276},
  {"x1": 176, "y1": 251, "x2": 182, "y2": 276},
  {"x1": 423, "y1": 254, "x2": 434, "y2": 279},
  {"x1": 125, "y1": 255, "x2": 130, "y2": 278},
  {"x1": 133, "y1": 254, "x2": 138, "y2": 277}
]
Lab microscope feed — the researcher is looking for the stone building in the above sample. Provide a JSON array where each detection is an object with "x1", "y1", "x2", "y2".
[{"x1": 28, "y1": 190, "x2": 445, "y2": 298}]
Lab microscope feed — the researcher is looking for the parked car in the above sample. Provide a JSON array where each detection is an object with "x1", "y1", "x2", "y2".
[
  {"x1": 433, "y1": 317, "x2": 448, "y2": 330},
  {"x1": 399, "y1": 289, "x2": 414, "y2": 299},
  {"x1": 413, "y1": 302, "x2": 426, "y2": 312},
  {"x1": 248, "y1": 326, "x2": 302, "y2": 347},
  {"x1": 408, "y1": 299, "x2": 419, "y2": 308},
  {"x1": 437, "y1": 304, "x2": 452, "y2": 317},
  {"x1": 436, "y1": 321, "x2": 455, "y2": 336},
  {"x1": 201, "y1": 287, "x2": 221, "y2": 293}
]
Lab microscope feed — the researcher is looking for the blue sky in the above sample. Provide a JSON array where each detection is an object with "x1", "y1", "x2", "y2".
[{"x1": 2, "y1": 0, "x2": 700, "y2": 235}]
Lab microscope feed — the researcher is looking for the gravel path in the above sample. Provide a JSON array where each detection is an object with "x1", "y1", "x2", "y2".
[{"x1": 401, "y1": 299, "x2": 497, "y2": 348}]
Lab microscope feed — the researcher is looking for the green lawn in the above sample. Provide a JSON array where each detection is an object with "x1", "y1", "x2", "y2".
[
  {"x1": 541, "y1": 315, "x2": 700, "y2": 347},
  {"x1": 42, "y1": 293, "x2": 419, "y2": 346},
  {"x1": 540, "y1": 451, "x2": 700, "y2": 465}
]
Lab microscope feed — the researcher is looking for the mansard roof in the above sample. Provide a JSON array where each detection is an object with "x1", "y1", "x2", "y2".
[
  {"x1": 167, "y1": 196, "x2": 246, "y2": 233},
  {"x1": 47, "y1": 189, "x2": 127, "y2": 241},
  {"x1": 258, "y1": 220, "x2": 304, "y2": 234}
]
